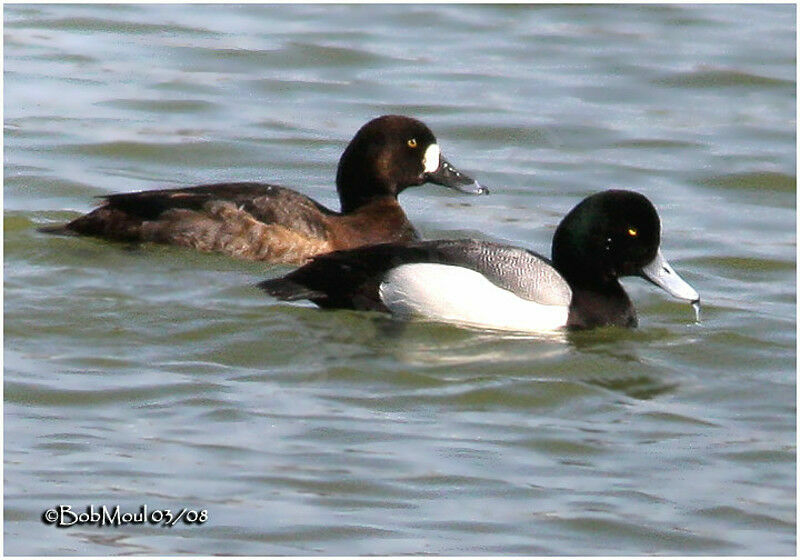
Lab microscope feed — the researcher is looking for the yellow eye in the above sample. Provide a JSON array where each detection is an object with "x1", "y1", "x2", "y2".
[
  {"x1": 407, "y1": 138, "x2": 417, "y2": 148},
  {"x1": 628, "y1": 228, "x2": 638, "y2": 237}
]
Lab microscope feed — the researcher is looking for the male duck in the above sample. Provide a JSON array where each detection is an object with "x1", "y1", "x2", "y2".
[
  {"x1": 260, "y1": 190, "x2": 699, "y2": 331},
  {"x1": 43, "y1": 115, "x2": 487, "y2": 264}
]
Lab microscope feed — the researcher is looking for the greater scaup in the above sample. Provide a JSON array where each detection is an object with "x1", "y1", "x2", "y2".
[
  {"x1": 41, "y1": 115, "x2": 487, "y2": 264},
  {"x1": 259, "y1": 190, "x2": 699, "y2": 331}
]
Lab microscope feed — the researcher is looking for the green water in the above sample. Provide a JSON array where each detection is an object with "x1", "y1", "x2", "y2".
[{"x1": 4, "y1": 4, "x2": 795, "y2": 555}]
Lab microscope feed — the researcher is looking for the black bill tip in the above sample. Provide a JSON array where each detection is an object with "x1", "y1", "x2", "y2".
[{"x1": 426, "y1": 156, "x2": 489, "y2": 195}]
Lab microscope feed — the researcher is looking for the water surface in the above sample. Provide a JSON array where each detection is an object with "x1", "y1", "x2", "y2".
[{"x1": 4, "y1": 4, "x2": 795, "y2": 555}]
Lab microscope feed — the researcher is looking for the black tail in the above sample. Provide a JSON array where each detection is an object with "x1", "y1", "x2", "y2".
[
  {"x1": 37, "y1": 223, "x2": 77, "y2": 236},
  {"x1": 258, "y1": 277, "x2": 326, "y2": 301}
]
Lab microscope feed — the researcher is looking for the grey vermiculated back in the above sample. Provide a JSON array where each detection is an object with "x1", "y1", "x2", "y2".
[{"x1": 426, "y1": 240, "x2": 573, "y2": 307}]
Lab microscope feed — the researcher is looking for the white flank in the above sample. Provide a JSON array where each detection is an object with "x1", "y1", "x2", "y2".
[
  {"x1": 379, "y1": 263, "x2": 569, "y2": 333},
  {"x1": 422, "y1": 143, "x2": 440, "y2": 173}
]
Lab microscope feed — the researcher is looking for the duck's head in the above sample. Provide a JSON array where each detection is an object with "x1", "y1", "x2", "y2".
[
  {"x1": 552, "y1": 190, "x2": 699, "y2": 304},
  {"x1": 336, "y1": 115, "x2": 487, "y2": 213}
]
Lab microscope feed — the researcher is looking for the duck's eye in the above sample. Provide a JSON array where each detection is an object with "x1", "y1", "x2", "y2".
[
  {"x1": 627, "y1": 227, "x2": 638, "y2": 237},
  {"x1": 407, "y1": 138, "x2": 417, "y2": 148}
]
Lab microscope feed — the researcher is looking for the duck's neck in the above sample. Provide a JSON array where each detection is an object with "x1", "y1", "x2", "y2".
[
  {"x1": 565, "y1": 280, "x2": 638, "y2": 329},
  {"x1": 337, "y1": 185, "x2": 397, "y2": 214},
  {"x1": 330, "y1": 197, "x2": 419, "y2": 248}
]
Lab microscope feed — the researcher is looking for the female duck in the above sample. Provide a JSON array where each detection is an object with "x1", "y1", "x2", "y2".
[
  {"x1": 260, "y1": 190, "x2": 699, "y2": 330},
  {"x1": 43, "y1": 115, "x2": 486, "y2": 264}
]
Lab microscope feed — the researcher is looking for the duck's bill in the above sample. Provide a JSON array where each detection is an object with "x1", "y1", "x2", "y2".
[
  {"x1": 426, "y1": 155, "x2": 489, "y2": 195},
  {"x1": 640, "y1": 249, "x2": 700, "y2": 304}
]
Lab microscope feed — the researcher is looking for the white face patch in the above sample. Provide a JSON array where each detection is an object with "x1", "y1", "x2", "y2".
[
  {"x1": 378, "y1": 263, "x2": 570, "y2": 333},
  {"x1": 422, "y1": 143, "x2": 440, "y2": 174}
]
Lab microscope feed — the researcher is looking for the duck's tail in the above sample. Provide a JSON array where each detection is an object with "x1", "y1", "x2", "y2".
[
  {"x1": 258, "y1": 277, "x2": 326, "y2": 302},
  {"x1": 37, "y1": 223, "x2": 77, "y2": 236}
]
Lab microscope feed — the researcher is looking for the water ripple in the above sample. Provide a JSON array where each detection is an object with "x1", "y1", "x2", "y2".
[
  {"x1": 4, "y1": 3, "x2": 795, "y2": 556},
  {"x1": 653, "y1": 67, "x2": 794, "y2": 89}
]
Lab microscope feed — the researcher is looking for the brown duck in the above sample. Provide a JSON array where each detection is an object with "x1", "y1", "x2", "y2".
[{"x1": 42, "y1": 115, "x2": 487, "y2": 264}]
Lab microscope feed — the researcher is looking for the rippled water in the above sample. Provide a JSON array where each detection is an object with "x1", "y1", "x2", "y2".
[{"x1": 4, "y1": 4, "x2": 795, "y2": 555}]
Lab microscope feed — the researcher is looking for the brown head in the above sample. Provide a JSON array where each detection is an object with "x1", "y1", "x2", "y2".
[{"x1": 335, "y1": 115, "x2": 487, "y2": 214}]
